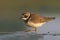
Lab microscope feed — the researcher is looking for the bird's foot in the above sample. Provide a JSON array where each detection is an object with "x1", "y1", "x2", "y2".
[
  {"x1": 25, "y1": 30, "x2": 32, "y2": 32},
  {"x1": 25, "y1": 30, "x2": 37, "y2": 32}
]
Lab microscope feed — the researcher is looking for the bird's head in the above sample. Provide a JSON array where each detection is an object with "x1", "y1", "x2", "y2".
[{"x1": 21, "y1": 12, "x2": 31, "y2": 20}]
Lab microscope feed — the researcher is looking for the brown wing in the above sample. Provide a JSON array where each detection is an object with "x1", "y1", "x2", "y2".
[
  {"x1": 29, "y1": 13, "x2": 55, "y2": 23},
  {"x1": 29, "y1": 13, "x2": 46, "y2": 23}
]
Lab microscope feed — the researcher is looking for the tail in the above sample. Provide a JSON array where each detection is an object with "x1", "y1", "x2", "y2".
[{"x1": 45, "y1": 17, "x2": 55, "y2": 22}]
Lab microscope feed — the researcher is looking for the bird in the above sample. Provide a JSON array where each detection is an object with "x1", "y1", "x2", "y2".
[{"x1": 21, "y1": 12, "x2": 55, "y2": 32}]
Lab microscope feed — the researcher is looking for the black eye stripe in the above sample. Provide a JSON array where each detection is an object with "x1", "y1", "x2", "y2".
[{"x1": 24, "y1": 16, "x2": 28, "y2": 18}]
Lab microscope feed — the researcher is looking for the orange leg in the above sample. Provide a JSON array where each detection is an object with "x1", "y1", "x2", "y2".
[{"x1": 25, "y1": 27, "x2": 37, "y2": 32}]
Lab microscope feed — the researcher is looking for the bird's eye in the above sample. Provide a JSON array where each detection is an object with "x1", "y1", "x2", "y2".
[{"x1": 24, "y1": 16, "x2": 28, "y2": 18}]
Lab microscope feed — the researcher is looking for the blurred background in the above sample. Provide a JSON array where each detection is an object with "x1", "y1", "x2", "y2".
[{"x1": 0, "y1": 0, "x2": 60, "y2": 33}]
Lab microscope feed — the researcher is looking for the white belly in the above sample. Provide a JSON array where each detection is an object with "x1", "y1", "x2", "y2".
[{"x1": 27, "y1": 21, "x2": 46, "y2": 28}]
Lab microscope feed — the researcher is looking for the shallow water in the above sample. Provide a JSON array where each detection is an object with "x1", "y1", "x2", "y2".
[{"x1": 0, "y1": 31, "x2": 60, "y2": 40}]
